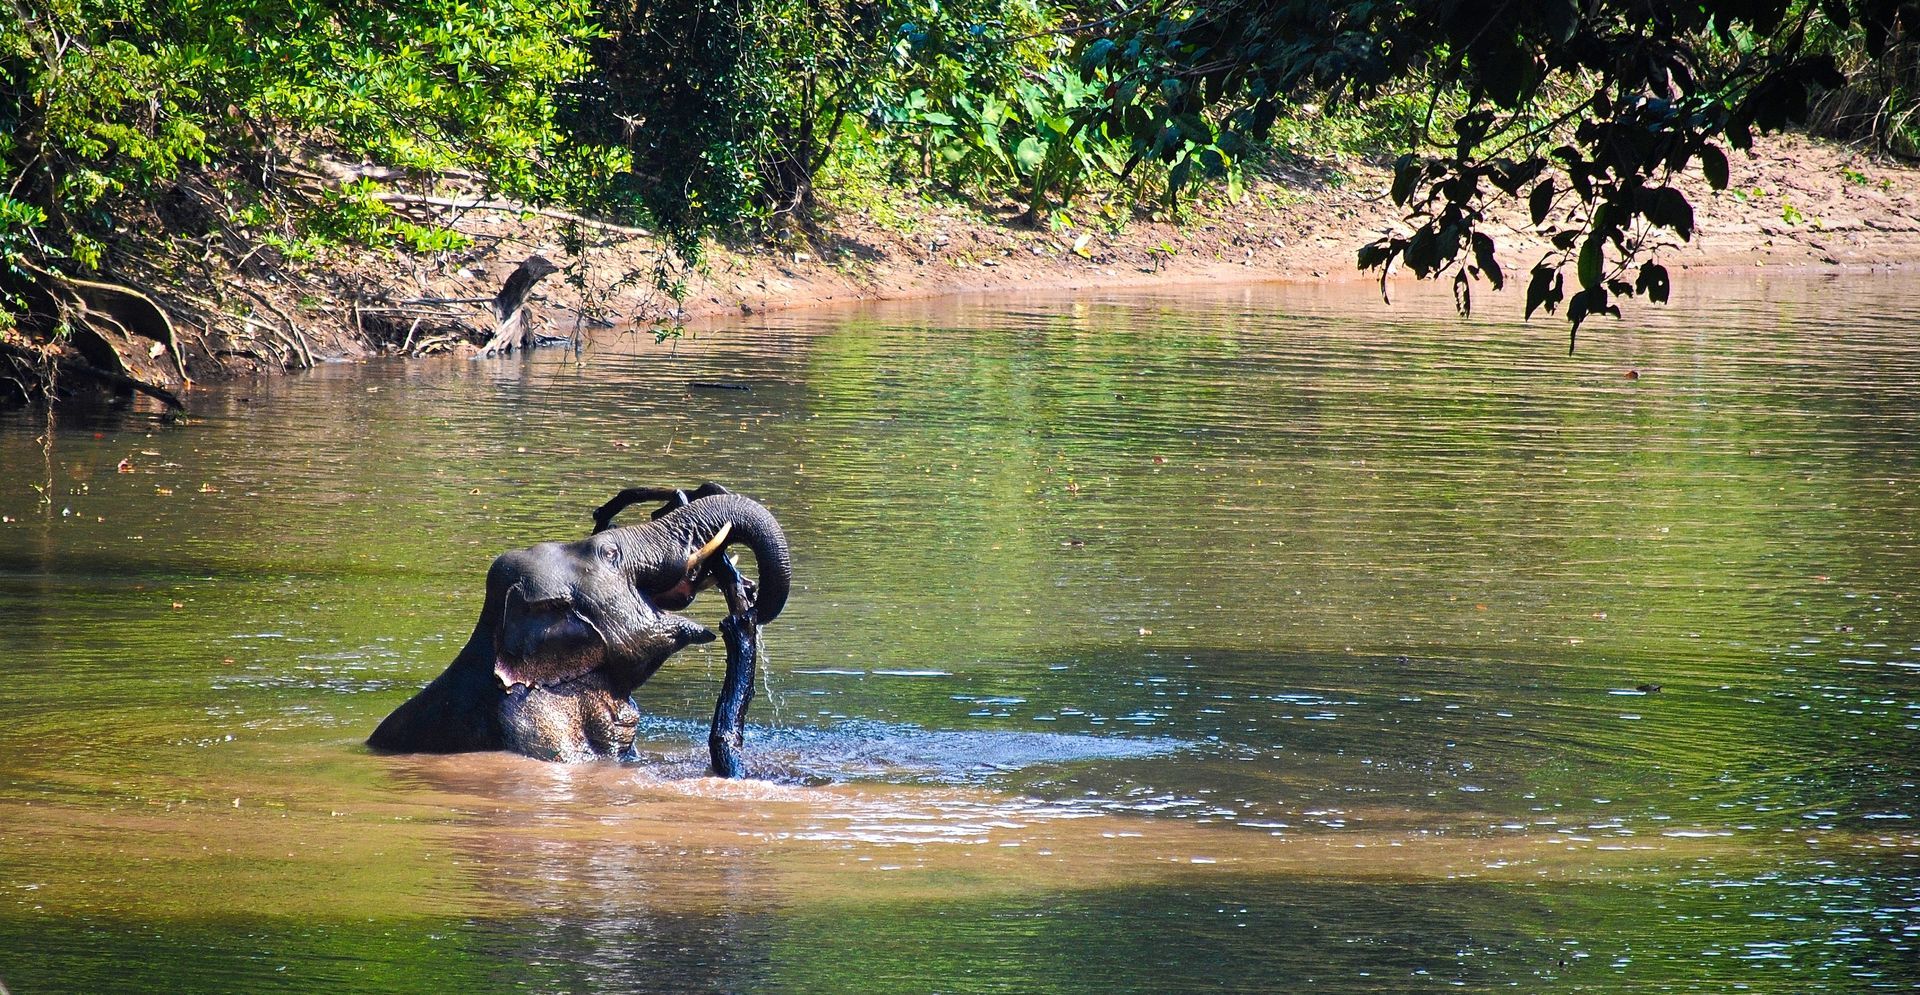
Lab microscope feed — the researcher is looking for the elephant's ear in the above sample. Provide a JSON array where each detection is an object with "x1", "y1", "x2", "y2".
[{"x1": 491, "y1": 595, "x2": 610, "y2": 691}]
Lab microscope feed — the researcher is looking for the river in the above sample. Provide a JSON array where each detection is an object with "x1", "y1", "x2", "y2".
[{"x1": 1, "y1": 275, "x2": 1915, "y2": 992}]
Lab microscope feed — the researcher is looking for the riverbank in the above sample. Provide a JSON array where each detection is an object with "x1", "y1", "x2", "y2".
[
  {"x1": 352, "y1": 134, "x2": 1920, "y2": 337},
  {"x1": 7, "y1": 133, "x2": 1918, "y2": 410},
  {"x1": 661, "y1": 133, "x2": 1920, "y2": 327}
]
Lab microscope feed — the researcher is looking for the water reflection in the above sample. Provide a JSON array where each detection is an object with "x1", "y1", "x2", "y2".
[{"x1": 1, "y1": 274, "x2": 1916, "y2": 991}]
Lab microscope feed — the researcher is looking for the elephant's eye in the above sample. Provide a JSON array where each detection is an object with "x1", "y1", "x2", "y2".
[{"x1": 599, "y1": 543, "x2": 620, "y2": 564}]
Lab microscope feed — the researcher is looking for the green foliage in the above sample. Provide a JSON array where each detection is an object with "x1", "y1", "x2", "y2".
[
  {"x1": 306, "y1": 180, "x2": 475, "y2": 255},
  {"x1": 2, "y1": 0, "x2": 606, "y2": 284},
  {"x1": 873, "y1": 3, "x2": 1141, "y2": 219},
  {"x1": 892, "y1": 66, "x2": 1128, "y2": 220},
  {"x1": 567, "y1": 0, "x2": 770, "y2": 260},
  {"x1": 4, "y1": 0, "x2": 1911, "y2": 349},
  {"x1": 0, "y1": 195, "x2": 43, "y2": 269},
  {"x1": 572, "y1": 0, "x2": 1078, "y2": 253},
  {"x1": 0, "y1": 193, "x2": 42, "y2": 327},
  {"x1": 571, "y1": 0, "x2": 1158, "y2": 249},
  {"x1": 1801, "y1": 2, "x2": 1920, "y2": 157}
]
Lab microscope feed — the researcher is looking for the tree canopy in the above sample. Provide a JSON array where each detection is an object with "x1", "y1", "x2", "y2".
[{"x1": 1067, "y1": 0, "x2": 1915, "y2": 345}]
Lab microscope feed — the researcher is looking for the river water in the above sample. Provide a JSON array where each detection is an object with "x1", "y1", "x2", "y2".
[{"x1": 1, "y1": 275, "x2": 1915, "y2": 992}]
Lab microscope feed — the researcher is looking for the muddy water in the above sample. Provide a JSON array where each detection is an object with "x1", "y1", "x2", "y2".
[{"x1": 1, "y1": 275, "x2": 1916, "y2": 992}]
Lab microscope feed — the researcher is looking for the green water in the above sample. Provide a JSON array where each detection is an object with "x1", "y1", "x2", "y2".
[{"x1": 1, "y1": 276, "x2": 1915, "y2": 992}]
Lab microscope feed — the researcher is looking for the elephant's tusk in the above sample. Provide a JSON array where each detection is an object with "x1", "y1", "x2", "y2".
[{"x1": 684, "y1": 521, "x2": 733, "y2": 573}]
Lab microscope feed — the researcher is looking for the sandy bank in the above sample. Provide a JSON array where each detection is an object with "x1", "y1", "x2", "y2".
[{"x1": 371, "y1": 134, "x2": 1920, "y2": 345}]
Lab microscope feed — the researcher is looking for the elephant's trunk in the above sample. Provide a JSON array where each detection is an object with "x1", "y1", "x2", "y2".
[{"x1": 612, "y1": 493, "x2": 791, "y2": 623}]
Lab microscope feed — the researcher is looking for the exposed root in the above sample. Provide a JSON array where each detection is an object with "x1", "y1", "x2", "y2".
[
  {"x1": 0, "y1": 336, "x2": 187, "y2": 410},
  {"x1": 1, "y1": 263, "x2": 195, "y2": 408},
  {"x1": 231, "y1": 284, "x2": 314, "y2": 369}
]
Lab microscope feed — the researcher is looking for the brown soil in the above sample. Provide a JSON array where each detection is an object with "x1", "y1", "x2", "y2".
[{"x1": 342, "y1": 133, "x2": 1920, "y2": 346}]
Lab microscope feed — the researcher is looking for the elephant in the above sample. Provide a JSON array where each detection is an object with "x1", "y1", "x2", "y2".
[{"x1": 368, "y1": 484, "x2": 789, "y2": 774}]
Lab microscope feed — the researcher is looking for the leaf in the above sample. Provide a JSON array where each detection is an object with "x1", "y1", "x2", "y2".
[
  {"x1": 1567, "y1": 286, "x2": 1621, "y2": 351},
  {"x1": 1701, "y1": 144, "x2": 1730, "y2": 190},
  {"x1": 1168, "y1": 156, "x2": 1193, "y2": 191},
  {"x1": 1172, "y1": 113, "x2": 1212, "y2": 144},
  {"x1": 1542, "y1": 0, "x2": 1580, "y2": 42},
  {"x1": 1577, "y1": 235, "x2": 1603, "y2": 291},
  {"x1": 1525, "y1": 264, "x2": 1563, "y2": 320},
  {"x1": 1471, "y1": 231, "x2": 1503, "y2": 290},
  {"x1": 1405, "y1": 226, "x2": 1438, "y2": 276},
  {"x1": 1452, "y1": 270, "x2": 1472, "y2": 318},
  {"x1": 1567, "y1": 164, "x2": 1592, "y2": 202},
  {"x1": 1635, "y1": 261, "x2": 1671, "y2": 304},
  {"x1": 1356, "y1": 238, "x2": 1395, "y2": 271},
  {"x1": 1014, "y1": 135, "x2": 1046, "y2": 172},
  {"x1": 1529, "y1": 179, "x2": 1554, "y2": 226},
  {"x1": 1646, "y1": 187, "x2": 1694, "y2": 240},
  {"x1": 1390, "y1": 154, "x2": 1419, "y2": 207},
  {"x1": 1081, "y1": 38, "x2": 1116, "y2": 75}
]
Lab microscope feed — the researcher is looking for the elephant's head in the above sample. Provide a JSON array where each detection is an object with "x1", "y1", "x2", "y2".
[
  {"x1": 485, "y1": 491, "x2": 790, "y2": 696},
  {"x1": 368, "y1": 489, "x2": 790, "y2": 759}
]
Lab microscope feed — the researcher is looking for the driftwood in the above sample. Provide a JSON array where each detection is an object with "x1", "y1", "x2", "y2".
[{"x1": 477, "y1": 255, "x2": 559, "y2": 356}]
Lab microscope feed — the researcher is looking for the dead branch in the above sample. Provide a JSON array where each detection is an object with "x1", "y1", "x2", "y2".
[
  {"x1": 478, "y1": 255, "x2": 559, "y2": 356},
  {"x1": 231, "y1": 284, "x2": 314, "y2": 368},
  {"x1": 374, "y1": 194, "x2": 652, "y2": 238}
]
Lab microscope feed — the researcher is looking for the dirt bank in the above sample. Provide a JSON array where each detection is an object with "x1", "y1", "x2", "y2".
[
  {"x1": 8, "y1": 133, "x2": 1918, "y2": 409},
  {"x1": 335, "y1": 133, "x2": 1920, "y2": 341}
]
